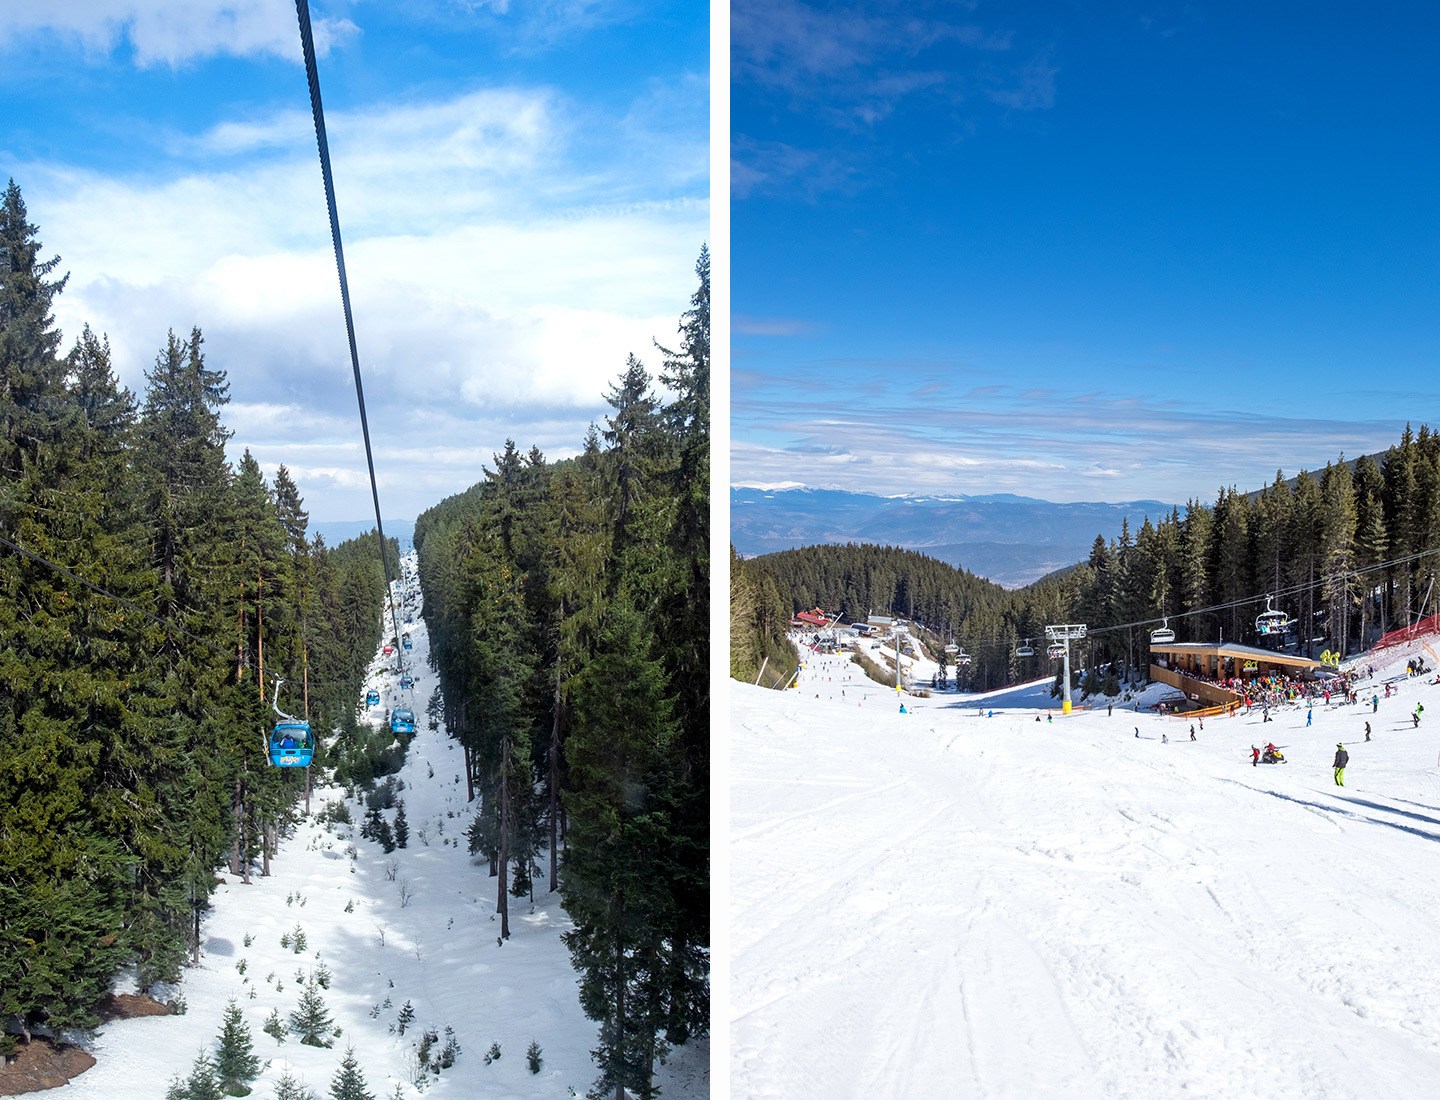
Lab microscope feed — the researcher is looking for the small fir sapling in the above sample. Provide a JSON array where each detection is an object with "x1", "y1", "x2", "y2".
[
  {"x1": 396, "y1": 1000, "x2": 415, "y2": 1036},
  {"x1": 526, "y1": 1040, "x2": 543, "y2": 1074},
  {"x1": 213, "y1": 998, "x2": 262, "y2": 1095},
  {"x1": 328, "y1": 1046, "x2": 376, "y2": 1100},
  {"x1": 263, "y1": 1008, "x2": 286, "y2": 1043},
  {"x1": 272, "y1": 1069, "x2": 318, "y2": 1100},
  {"x1": 289, "y1": 979, "x2": 336, "y2": 1047},
  {"x1": 182, "y1": 1050, "x2": 224, "y2": 1100},
  {"x1": 483, "y1": 1041, "x2": 501, "y2": 1065}
]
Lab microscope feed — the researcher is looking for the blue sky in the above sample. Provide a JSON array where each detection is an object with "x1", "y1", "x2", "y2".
[
  {"x1": 1, "y1": 0, "x2": 707, "y2": 521},
  {"x1": 731, "y1": 0, "x2": 1440, "y2": 505}
]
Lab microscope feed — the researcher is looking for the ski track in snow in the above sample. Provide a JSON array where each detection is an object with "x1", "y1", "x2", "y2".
[
  {"x1": 57, "y1": 551, "x2": 707, "y2": 1100},
  {"x1": 733, "y1": 649, "x2": 1440, "y2": 1098}
]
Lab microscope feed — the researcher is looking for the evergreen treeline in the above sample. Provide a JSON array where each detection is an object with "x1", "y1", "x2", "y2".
[
  {"x1": 0, "y1": 178, "x2": 390, "y2": 1054},
  {"x1": 414, "y1": 248, "x2": 709, "y2": 1099},
  {"x1": 738, "y1": 542, "x2": 1082, "y2": 692},
  {"x1": 739, "y1": 426, "x2": 1440, "y2": 692},
  {"x1": 729, "y1": 546, "x2": 799, "y2": 687},
  {"x1": 1040, "y1": 434, "x2": 1439, "y2": 671}
]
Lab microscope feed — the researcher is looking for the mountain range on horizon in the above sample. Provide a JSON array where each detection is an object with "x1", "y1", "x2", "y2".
[{"x1": 730, "y1": 486, "x2": 1180, "y2": 588}]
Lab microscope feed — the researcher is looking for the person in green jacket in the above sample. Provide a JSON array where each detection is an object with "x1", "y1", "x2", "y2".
[{"x1": 1333, "y1": 743, "x2": 1349, "y2": 786}]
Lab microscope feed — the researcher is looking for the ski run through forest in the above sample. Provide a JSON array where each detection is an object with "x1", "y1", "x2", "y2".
[{"x1": 53, "y1": 553, "x2": 707, "y2": 1099}]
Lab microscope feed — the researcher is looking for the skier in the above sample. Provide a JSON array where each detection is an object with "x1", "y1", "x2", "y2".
[
  {"x1": 1373, "y1": 695, "x2": 1379, "y2": 712},
  {"x1": 1333, "y1": 743, "x2": 1349, "y2": 786},
  {"x1": 1135, "y1": 727, "x2": 1140, "y2": 738},
  {"x1": 1190, "y1": 728, "x2": 1197, "y2": 742},
  {"x1": 1251, "y1": 745, "x2": 1261, "y2": 767},
  {"x1": 1306, "y1": 709, "x2": 1312, "y2": 727},
  {"x1": 1108, "y1": 703, "x2": 1113, "y2": 717},
  {"x1": 1365, "y1": 722, "x2": 1371, "y2": 742}
]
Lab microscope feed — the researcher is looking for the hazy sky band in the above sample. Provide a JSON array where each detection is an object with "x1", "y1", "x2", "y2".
[
  {"x1": 2, "y1": 0, "x2": 708, "y2": 522},
  {"x1": 730, "y1": 0, "x2": 1439, "y2": 504}
]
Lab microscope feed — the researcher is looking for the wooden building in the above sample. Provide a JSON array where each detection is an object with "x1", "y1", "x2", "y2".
[{"x1": 1149, "y1": 642, "x2": 1325, "y2": 708}]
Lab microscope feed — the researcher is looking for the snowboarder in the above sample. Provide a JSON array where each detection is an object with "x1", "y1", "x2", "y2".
[
  {"x1": 1135, "y1": 727, "x2": 1140, "y2": 738},
  {"x1": 1365, "y1": 722, "x2": 1371, "y2": 742},
  {"x1": 1190, "y1": 729, "x2": 1197, "y2": 742},
  {"x1": 1333, "y1": 743, "x2": 1349, "y2": 786},
  {"x1": 1306, "y1": 709, "x2": 1312, "y2": 727},
  {"x1": 1252, "y1": 745, "x2": 1261, "y2": 766}
]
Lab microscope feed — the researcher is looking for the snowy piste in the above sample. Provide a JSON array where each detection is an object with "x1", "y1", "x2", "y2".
[
  {"x1": 731, "y1": 645, "x2": 1440, "y2": 1098},
  {"x1": 58, "y1": 551, "x2": 706, "y2": 1100}
]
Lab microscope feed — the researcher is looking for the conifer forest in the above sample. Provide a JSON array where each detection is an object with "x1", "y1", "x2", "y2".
[
  {"x1": 736, "y1": 429, "x2": 1440, "y2": 695},
  {"x1": 1, "y1": 175, "x2": 709, "y2": 1100}
]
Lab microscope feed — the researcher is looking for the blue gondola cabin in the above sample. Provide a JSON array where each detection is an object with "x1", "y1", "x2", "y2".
[
  {"x1": 365, "y1": 689, "x2": 380, "y2": 707},
  {"x1": 269, "y1": 720, "x2": 315, "y2": 767},
  {"x1": 390, "y1": 707, "x2": 416, "y2": 735}
]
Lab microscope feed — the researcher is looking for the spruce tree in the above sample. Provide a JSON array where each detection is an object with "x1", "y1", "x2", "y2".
[
  {"x1": 214, "y1": 998, "x2": 262, "y2": 1094},
  {"x1": 328, "y1": 1047, "x2": 375, "y2": 1100},
  {"x1": 272, "y1": 1070, "x2": 317, "y2": 1100},
  {"x1": 289, "y1": 979, "x2": 335, "y2": 1047}
]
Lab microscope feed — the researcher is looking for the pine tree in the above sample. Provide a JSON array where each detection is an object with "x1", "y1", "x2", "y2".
[
  {"x1": 328, "y1": 1047, "x2": 375, "y2": 1100},
  {"x1": 183, "y1": 1050, "x2": 225, "y2": 1100},
  {"x1": 214, "y1": 998, "x2": 262, "y2": 1094},
  {"x1": 272, "y1": 1070, "x2": 317, "y2": 1100},
  {"x1": 393, "y1": 800, "x2": 408, "y2": 849},
  {"x1": 289, "y1": 979, "x2": 335, "y2": 1047}
]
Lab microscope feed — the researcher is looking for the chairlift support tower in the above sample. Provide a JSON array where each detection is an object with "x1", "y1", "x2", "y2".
[{"x1": 1045, "y1": 624, "x2": 1088, "y2": 715}]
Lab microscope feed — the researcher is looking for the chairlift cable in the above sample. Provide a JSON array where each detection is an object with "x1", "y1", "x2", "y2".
[{"x1": 294, "y1": 0, "x2": 406, "y2": 673}]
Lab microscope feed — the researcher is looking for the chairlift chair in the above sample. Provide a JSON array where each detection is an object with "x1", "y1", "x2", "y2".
[
  {"x1": 1256, "y1": 595, "x2": 1291, "y2": 637},
  {"x1": 1016, "y1": 639, "x2": 1035, "y2": 658},
  {"x1": 944, "y1": 642, "x2": 959, "y2": 655},
  {"x1": 1046, "y1": 643, "x2": 1066, "y2": 660},
  {"x1": 1150, "y1": 618, "x2": 1175, "y2": 645},
  {"x1": 956, "y1": 649, "x2": 972, "y2": 667}
]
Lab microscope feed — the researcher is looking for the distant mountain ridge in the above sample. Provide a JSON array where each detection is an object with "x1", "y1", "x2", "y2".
[{"x1": 730, "y1": 487, "x2": 1178, "y2": 588}]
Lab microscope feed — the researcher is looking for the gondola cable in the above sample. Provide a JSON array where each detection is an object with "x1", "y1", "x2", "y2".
[{"x1": 294, "y1": 0, "x2": 406, "y2": 674}]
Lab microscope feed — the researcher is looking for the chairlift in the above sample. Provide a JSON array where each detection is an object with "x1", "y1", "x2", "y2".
[
  {"x1": 944, "y1": 642, "x2": 959, "y2": 655},
  {"x1": 1150, "y1": 617, "x2": 1175, "y2": 645},
  {"x1": 955, "y1": 649, "x2": 972, "y2": 667},
  {"x1": 1255, "y1": 594, "x2": 1291, "y2": 637},
  {"x1": 268, "y1": 678, "x2": 314, "y2": 767},
  {"x1": 1046, "y1": 643, "x2": 1066, "y2": 660},
  {"x1": 1016, "y1": 638, "x2": 1035, "y2": 658}
]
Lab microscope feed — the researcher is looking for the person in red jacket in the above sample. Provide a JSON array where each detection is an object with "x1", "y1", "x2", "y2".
[{"x1": 1252, "y1": 745, "x2": 1261, "y2": 766}]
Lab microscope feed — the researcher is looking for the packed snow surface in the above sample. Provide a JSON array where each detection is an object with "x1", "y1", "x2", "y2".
[
  {"x1": 59, "y1": 551, "x2": 705, "y2": 1099},
  {"x1": 732, "y1": 644, "x2": 1440, "y2": 1098}
]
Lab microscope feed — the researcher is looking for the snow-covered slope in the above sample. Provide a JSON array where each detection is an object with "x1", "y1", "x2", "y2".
[
  {"x1": 61, "y1": 552, "x2": 706, "y2": 1099},
  {"x1": 732, "y1": 645, "x2": 1440, "y2": 1098}
]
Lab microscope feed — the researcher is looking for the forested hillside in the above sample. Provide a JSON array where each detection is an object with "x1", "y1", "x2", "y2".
[
  {"x1": 413, "y1": 247, "x2": 709, "y2": 1099},
  {"x1": 0, "y1": 179, "x2": 393, "y2": 1053},
  {"x1": 737, "y1": 426, "x2": 1440, "y2": 693}
]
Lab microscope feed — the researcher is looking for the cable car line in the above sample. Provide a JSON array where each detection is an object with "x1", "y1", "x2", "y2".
[{"x1": 294, "y1": 0, "x2": 406, "y2": 676}]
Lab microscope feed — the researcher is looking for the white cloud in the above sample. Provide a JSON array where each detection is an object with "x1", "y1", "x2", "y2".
[
  {"x1": 25, "y1": 80, "x2": 706, "y2": 520},
  {"x1": 0, "y1": 0, "x2": 358, "y2": 67}
]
